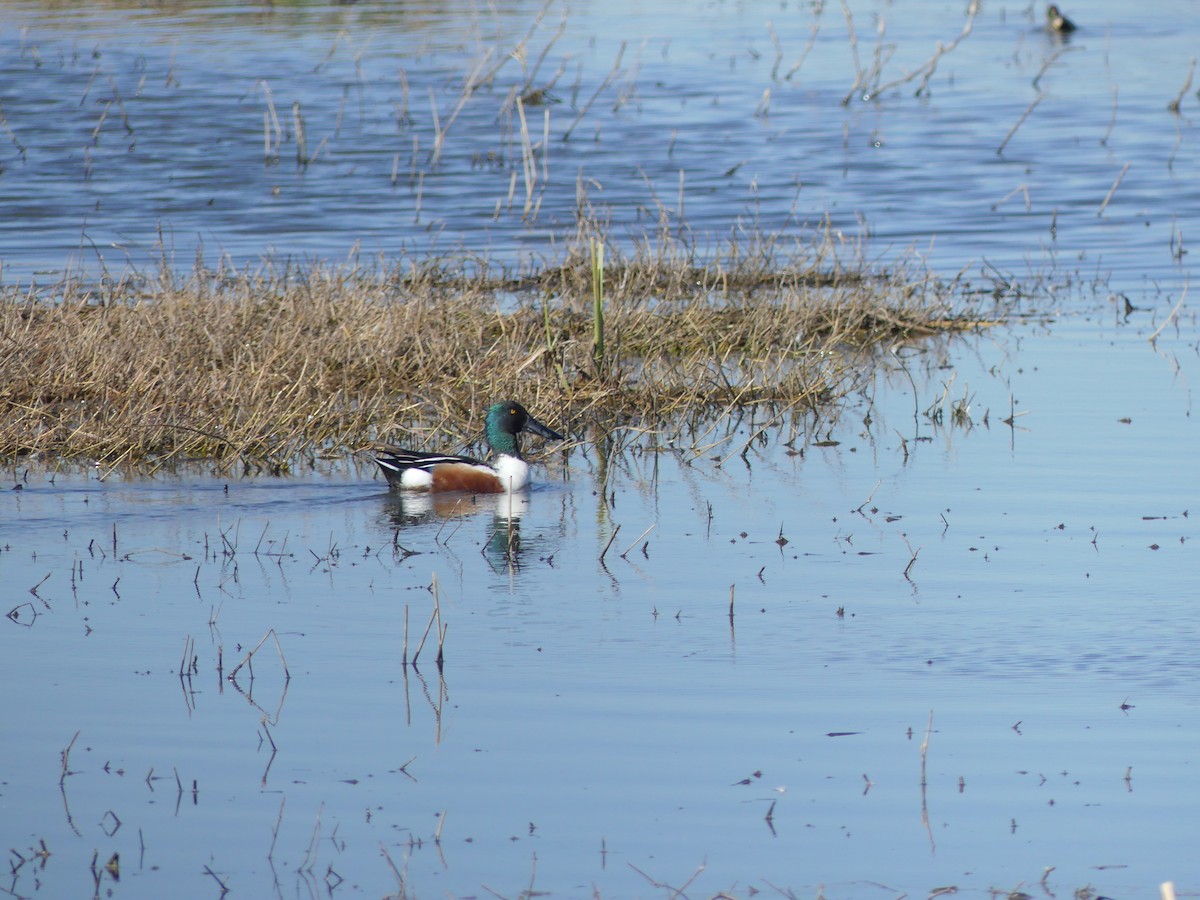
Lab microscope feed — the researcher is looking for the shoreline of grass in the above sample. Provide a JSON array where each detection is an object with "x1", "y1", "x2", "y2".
[{"x1": 1, "y1": 226, "x2": 1007, "y2": 473}]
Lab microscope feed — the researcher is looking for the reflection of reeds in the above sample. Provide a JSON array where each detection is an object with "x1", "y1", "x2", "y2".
[{"x1": 0, "y1": 226, "x2": 997, "y2": 468}]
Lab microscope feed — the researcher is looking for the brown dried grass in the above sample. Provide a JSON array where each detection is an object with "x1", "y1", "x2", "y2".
[{"x1": 0, "y1": 227, "x2": 995, "y2": 471}]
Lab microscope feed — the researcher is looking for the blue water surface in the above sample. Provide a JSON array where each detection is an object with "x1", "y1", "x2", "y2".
[{"x1": 2, "y1": 1, "x2": 1199, "y2": 898}]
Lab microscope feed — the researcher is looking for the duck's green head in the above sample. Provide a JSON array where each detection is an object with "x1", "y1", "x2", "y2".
[{"x1": 485, "y1": 401, "x2": 565, "y2": 457}]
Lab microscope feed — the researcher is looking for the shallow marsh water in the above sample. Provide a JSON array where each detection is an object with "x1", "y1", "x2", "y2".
[
  {"x1": 2, "y1": 1, "x2": 1200, "y2": 898},
  {"x1": 0, "y1": 0, "x2": 1196, "y2": 289},
  {"x1": 5, "y1": 311, "x2": 1198, "y2": 898}
]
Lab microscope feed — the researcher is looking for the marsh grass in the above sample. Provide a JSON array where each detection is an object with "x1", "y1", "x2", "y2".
[{"x1": 1, "y1": 226, "x2": 998, "y2": 471}]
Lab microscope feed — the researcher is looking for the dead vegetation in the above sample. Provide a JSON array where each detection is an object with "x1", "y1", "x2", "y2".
[{"x1": 0, "y1": 226, "x2": 999, "y2": 471}]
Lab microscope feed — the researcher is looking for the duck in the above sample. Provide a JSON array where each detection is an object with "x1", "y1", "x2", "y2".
[
  {"x1": 374, "y1": 401, "x2": 564, "y2": 493},
  {"x1": 1046, "y1": 5, "x2": 1076, "y2": 33}
]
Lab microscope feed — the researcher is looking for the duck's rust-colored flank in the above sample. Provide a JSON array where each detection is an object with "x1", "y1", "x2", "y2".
[{"x1": 429, "y1": 463, "x2": 506, "y2": 493}]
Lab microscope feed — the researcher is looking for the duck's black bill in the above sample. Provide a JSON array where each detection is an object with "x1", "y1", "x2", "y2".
[{"x1": 525, "y1": 415, "x2": 565, "y2": 442}]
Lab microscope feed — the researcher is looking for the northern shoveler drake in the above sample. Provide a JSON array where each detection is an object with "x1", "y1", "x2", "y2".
[
  {"x1": 1046, "y1": 4, "x2": 1076, "y2": 33},
  {"x1": 374, "y1": 401, "x2": 564, "y2": 493}
]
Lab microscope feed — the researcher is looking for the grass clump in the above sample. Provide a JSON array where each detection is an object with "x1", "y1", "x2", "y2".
[{"x1": 0, "y1": 227, "x2": 998, "y2": 471}]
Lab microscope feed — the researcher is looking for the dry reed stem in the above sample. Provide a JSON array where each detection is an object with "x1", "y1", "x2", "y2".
[
  {"x1": 60, "y1": 730, "x2": 80, "y2": 785},
  {"x1": 1167, "y1": 58, "x2": 1195, "y2": 113},
  {"x1": 1, "y1": 228, "x2": 994, "y2": 469},
  {"x1": 1097, "y1": 162, "x2": 1131, "y2": 218},
  {"x1": 228, "y1": 628, "x2": 290, "y2": 681},
  {"x1": 997, "y1": 92, "x2": 1044, "y2": 156}
]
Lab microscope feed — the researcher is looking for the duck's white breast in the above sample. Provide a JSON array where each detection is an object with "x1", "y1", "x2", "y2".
[{"x1": 492, "y1": 455, "x2": 531, "y2": 491}]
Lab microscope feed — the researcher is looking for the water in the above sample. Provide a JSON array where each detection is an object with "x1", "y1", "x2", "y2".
[
  {"x1": 0, "y1": 0, "x2": 1195, "y2": 295},
  {"x1": 4, "y1": 312, "x2": 1197, "y2": 897},
  {"x1": 2, "y1": 1, "x2": 1199, "y2": 898}
]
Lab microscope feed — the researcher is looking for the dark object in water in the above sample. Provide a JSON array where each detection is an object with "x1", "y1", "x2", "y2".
[{"x1": 1046, "y1": 4, "x2": 1076, "y2": 33}]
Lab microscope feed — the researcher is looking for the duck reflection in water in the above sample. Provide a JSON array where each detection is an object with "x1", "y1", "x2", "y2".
[{"x1": 381, "y1": 490, "x2": 531, "y2": 568}]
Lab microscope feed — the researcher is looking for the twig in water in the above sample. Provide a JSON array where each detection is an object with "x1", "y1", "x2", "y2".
[
  {"x1": 903, "y1": 547, "x2": 920, "y2": 579},
  {"x1": 257, "y1": 80, "x2": 282, "y2": 162},
  {"x1": 254, "y1": 521, "x2": 271, "y2": 556},
  {"x1": 784, "y1": 10, "x2": 824, "y2": 81},
  {"x1": 1147, "y1": 276, "x2": 1189, "y2": 345},
  {"x1": 856, "y1": 480, "x2": 881, "y2": 514},
  {"x1": 434, "y1": 577, "x2": 443, "y2": 663},
  {"x1": 991, "y1": 183, "x2": 1031, "y2": 213},
  {"x1": 620, "y1": 523, "x2": 656, "y2": 558},
  {"x1": 613, "y1": 39, "x2": 646, "y2": 112},
  {"x1": 997, "y1": 92, "x2": 1044, "y2": 156},
  {"x1": 178, "y1": 635, "x2": 195, "y2": 675},
  {"x1": 919, "y1": 710, "x2": 935, "y2": 852},
  {"x1": 1101, "y1": 83, "x2": 1118, "y2": 146},
  {"x1": 754, "y1": 88, "x2": 771, "y2": 119},
  {"x1": 519, "y1": 2, "x2": 568, "y2": 97},
  {"x1": 268, "y1": 797, "x2": 286, "y2": 860},
  {"x1": 203, "y1": 865, "x2": 230, "y2": 897},
  {"x1": 599, "y1": 524, "x2": 621, "y2": 562},
  {"x1": 402, "y1": 604, "x2": 409, "y2": 665},
  {"x1": 919, "y1": 710, "x2": 933, "y2": 786},
  {"x1": 412, "y1": 604, "x2": 437, "y2": 666},
  {"x1": 379, "y1": 844, "x2": 407, "y2": 895},
  {"x1": 1031, "y1": 45, "x2": 1076, "y2": 92},
  {"x1": 628, "y1": 861, "x2": 707, "y2": 895},
  {"x1": 292, "y1": 100, "x2": 308, "y2": 167},
  {"x1": 429, "y1": 50, "x2": 494, "y2": 166},
  {"x1": 228, "y1": 628, "x2": 290, "y2": 681},
  {"x1": 0, "y1": 102, "x2": 28, "y2": 160},
  {"x1": 300, "y1": 802, "x2": 324, "y2": 873},
  {"x1": 871, "y1": 0, "x2": 980, "y2": 100},
  {"x1": 28, "y1": 572, "x2": 52, "y2": 607},
  {"x1": 516, "y1": 97, "x2": 537, "y2": 218},
  {"x1": 562, "y1": 41, "x2": 626, "y2": 141},
  {"x1": 767, "y1": 21, "x2": 784, "y2": 82},
  {"x1": 1097, "y1": 162, "x2": 1130, "y2": 218},
  {"x1": 838, "y1": 0, "x2": 865, "y2": 105},
  {"x1": 60, "y1": 730, "x2": 81, "y2": 785},
  {"x1": 1167, "y1": 57, "x2": 1195, "y2": 112}
]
